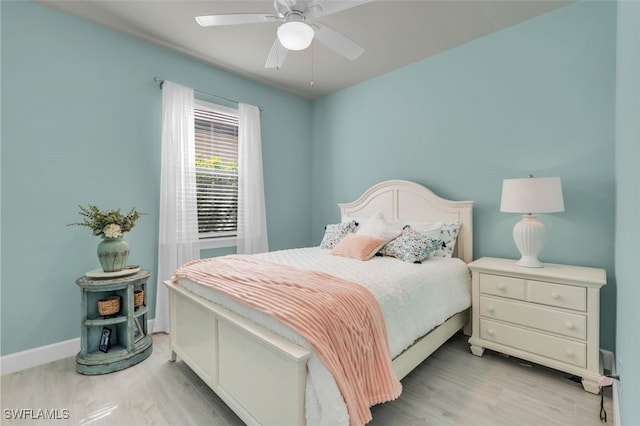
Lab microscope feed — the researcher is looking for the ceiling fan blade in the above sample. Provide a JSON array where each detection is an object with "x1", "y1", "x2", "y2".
[
  {"x1": 195, "y1": 13, "x2": 278, "y2": 27},
  {"x1": 312, "y1": 23, "x2": 364, "y2": 60},
  {"x1": 306, "y1": 0, "x2": 373, "y2": 18},
  {"x1": 265, "y1": 39, "x2": 288, "y2": 69}
]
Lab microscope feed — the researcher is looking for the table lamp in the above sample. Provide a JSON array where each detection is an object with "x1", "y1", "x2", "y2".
[{"x1": 500, "y1": 175, "x2": 565, "y2": 268}]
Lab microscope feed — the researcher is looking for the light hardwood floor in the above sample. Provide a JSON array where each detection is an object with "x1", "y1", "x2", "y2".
[{"x1": 1, "y1": 333, "x2": 612, "y2": 425}]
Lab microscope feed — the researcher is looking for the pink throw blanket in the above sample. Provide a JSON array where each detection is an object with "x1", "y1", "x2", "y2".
[{"x1": 172, "y1": 255, "x2": 402, "y2": 426}]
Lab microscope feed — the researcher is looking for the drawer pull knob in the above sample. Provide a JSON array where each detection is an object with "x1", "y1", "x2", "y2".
[
  {"x1": 487, "y1": 305, "x2": 495, "y2": 313},
  {"x1": 565, "y1": 321, "x2": 575, "y2": 330},
  {"x1": 497, "y1": 283, "x2": 506, "y2": 291},
  {"x1": 551, "y1": 292, "x2": 560, "y2": 300},
  {"x1": 565, "y1": 349, "x2": 575, "y2": 357},
  {"x1": 487, "y1": 328, "x2": 495, "y2": 336}
]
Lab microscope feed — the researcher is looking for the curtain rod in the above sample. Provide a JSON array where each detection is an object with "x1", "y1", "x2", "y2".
[{"x1": 153, "y1": 77, "x2": 263, "y2": 111}]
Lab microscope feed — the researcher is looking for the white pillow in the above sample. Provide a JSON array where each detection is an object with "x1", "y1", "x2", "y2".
[
  {"x1": 398, "y1": 220, "x2": 443, "y2": 240},
  {"x1": 357, "y1": 212, "x2": 402, "y2": 241}
]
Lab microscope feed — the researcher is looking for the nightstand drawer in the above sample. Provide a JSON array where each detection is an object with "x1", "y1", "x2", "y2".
[
  {"x1": 479, "y1": 274, "x2": 525, "y2": 300},
  {"x1": 480, "y1": 319, "x2": 586, "y2": 368},
  {"x1": 479, "y1": 296, "x2": 587, "y2": 339},
  {"x1": 529, "y1": 280, "x2": 586, "y2": 311}
]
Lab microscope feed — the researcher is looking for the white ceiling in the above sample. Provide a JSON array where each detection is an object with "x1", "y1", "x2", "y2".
[{"x1": 36, "y1": 0, "x2": 570, "y2": 99}]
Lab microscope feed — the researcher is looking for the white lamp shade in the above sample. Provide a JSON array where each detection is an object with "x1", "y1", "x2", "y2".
[
  {"x1": 500, "y1": 176, "x2": 565, "y2": 268},
  {"x1": 500, "y1": 176, "x2": 565, "y2": 214},
  {"x1": 277, "y1": 21, "x2": 314, "y2": 50}
]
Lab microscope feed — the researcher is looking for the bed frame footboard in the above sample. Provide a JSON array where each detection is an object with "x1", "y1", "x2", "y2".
[
  {"x1": 166, "y1": 281, "x2": 469, "y2": 426},
  {"x1": 167, "y1": 281, "x2": 311, "y2": 426}
]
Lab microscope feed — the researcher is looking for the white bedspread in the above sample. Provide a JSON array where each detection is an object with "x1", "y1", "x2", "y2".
[{"x1": 176, "y1": 247, "x2": 471, "y2": 426}]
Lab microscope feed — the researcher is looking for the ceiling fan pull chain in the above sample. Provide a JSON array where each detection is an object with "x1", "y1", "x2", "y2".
[
  {"x1": 310, "y1": 42, "x2": 315, "y2": 87},
  {"x1": 277, "y1": 47, "x2": 281, "y2": 71}
]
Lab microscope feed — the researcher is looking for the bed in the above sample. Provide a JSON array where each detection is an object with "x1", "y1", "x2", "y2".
[{"x1": 164, "y1": 179, "x2": 474, "y2": 426}]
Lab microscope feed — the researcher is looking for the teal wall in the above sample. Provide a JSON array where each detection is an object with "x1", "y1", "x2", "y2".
[
  {"x1": 615, "y1": 0, "x2": 640, "y2": 422},
  {"x1": 0, "y1": 1, "x2": 312, "y2": 356},
  {"x1": 310, "y1": 2, "x2": 617, "y2": 351}
]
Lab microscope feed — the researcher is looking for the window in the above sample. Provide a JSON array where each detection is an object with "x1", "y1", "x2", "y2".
[{"x1": 194, "y1": 100, "x2": 239, "y2": 245}]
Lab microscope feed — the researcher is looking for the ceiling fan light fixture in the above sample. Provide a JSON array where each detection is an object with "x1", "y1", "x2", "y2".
[{"x1": 277, "y1": 21, "x2": 314, "y2": 50}]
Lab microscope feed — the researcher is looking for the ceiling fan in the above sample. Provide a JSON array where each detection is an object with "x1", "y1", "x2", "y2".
[{"x1": 195, "y1": 0, "x2": 369, "y2": 69}]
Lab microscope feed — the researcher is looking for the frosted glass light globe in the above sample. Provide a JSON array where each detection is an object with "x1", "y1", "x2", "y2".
[{"x1": 277, "y1": 21, "x2": 314, "y2": 50}]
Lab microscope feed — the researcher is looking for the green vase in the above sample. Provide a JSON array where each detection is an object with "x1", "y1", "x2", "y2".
[{"x1": 97, "y1": 237, "x2": 130, "y2": 272}]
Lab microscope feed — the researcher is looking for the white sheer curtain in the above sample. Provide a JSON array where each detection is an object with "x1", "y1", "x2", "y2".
[
  {"x1": 237, "y1": 103, "x2": 269, "y2": 254},
  {"x1": 152, "y1": 82, "x2": 200, "y2": 334}
]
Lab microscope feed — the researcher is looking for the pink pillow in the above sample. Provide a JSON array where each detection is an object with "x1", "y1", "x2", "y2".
[{"x1": 331, "y1": 233, "x2": 387, "y2": 261}]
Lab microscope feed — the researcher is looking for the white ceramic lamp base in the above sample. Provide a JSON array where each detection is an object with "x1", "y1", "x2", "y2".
[{"x1": 513, "y1": 214, "x2": 546, "y2": 268}]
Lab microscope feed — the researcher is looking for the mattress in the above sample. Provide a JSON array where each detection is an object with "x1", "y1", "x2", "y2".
[{"x1": 175, "y1": 247, "x2": 471, "y2": 426}]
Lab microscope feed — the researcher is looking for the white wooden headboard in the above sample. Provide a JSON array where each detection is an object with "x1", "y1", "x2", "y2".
[{"x1": 338, "y1": 180, "x2": 474, "y2": 263}]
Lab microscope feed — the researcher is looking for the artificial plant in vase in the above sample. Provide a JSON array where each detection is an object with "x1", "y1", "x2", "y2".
[{"x1": 69, "y1": 205, "x2": 146, "y2": 272}]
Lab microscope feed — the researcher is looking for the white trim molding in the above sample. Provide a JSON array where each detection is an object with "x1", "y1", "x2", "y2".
[
  {"x1": 1, "y1": 319, "x2": 156, "y2": 375},
  {"x1": 1, "y1": 338, "x2": 80, "y2": 375},
  {"x1": 600, "y1": 349, "x2": 621, "y2": 426},
  {"x1": 199, "y1": 236, "x2": 236, "y2": 250}
]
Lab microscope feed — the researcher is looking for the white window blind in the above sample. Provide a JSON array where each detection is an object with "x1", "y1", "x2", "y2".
[{"x1": 194, "y1": 100, "x2": 239, "y2": 239}]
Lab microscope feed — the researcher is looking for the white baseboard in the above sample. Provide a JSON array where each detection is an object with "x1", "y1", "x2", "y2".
[
  {"x1": 0, "y1": 337, "x2": 80, "y2": 375},
  {"x1": 0, "y1": 319, "x2": 156, "y2": 375},
  {"x1": 600, "y1": 349, "x2": 620, "y2": 426},
  {"x1": 613, "y1": 379, "x2": 621, "y2": 426}
]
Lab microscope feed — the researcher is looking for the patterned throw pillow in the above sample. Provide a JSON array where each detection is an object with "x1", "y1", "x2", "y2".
[
  {"x1": 428, "y1": 221, "x2": 461, "y2": 258},
  {"x1": 382, "y1": 226, "x2": 440, "y2": 263},
  {"x1": 320, "y1": 220, "x2": 358, "y2": 249}
]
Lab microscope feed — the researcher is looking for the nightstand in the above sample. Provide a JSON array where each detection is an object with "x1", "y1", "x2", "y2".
[
  {"x1": 75, "y1": 269, "x2": 153, "y2": 375},
  {"x1": 467, "y1": 257, "x2": 606, "y2": 393}
]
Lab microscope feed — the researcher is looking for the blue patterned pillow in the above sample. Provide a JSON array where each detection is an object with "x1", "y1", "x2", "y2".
[
  {"x1": 382, "y1": 226, "x2": 440, "y2": 263},
  {"x1": 320, "y1": 220, "x2": 358, "y2": 249}
]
